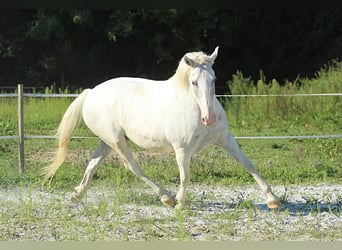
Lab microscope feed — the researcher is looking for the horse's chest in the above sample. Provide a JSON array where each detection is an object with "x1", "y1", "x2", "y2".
[{"x1": 188, "y1": 127, "x2": 216, "y2": 151}]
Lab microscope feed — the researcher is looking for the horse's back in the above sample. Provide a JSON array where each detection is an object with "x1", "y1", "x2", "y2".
[{"x1": 82, "y1": 77, "x2": 175, "y2": 149}]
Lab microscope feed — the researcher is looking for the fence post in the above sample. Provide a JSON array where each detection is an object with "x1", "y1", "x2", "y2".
[{"x1": 18, "y1": 84, "x2": 25, "y2": 173}]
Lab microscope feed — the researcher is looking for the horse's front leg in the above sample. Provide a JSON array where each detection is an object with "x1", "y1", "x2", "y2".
[
  {"x1": 174, "y1": 148, "x2": 191, "y2": 209},
  {"x1": 218, "y1": 133, "x2": 281, "y2": 209}
]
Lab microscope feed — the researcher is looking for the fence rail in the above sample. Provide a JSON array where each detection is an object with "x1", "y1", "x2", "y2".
[
  {"x1": 1, "y1": 93, "x2": 342, "y2": 98},
  {"x1": 216, "y1": 93, "x2": 342, "y2": 97},
  {"x1": 1, "y1": 134, "x2": 342, "y2": 140},
  {"x1": 0, "y1": 93, "x2": 79, "y2": 98},
  {"x1": 1, "y1": 84, "x2": 341, "y2": 173}
]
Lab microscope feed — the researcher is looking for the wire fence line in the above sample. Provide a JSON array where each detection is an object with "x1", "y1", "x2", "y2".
[
  {"x1": 1, "y1": 134, "x2": 342, "y2": 141},
  {"x1": 0, "y1": 93, "x2": 79, "y2": 98},
  {"x1": 216, "y1": 93, "x2": 342, "y2": 97},
  {"x1": 0, "y1": 91, "x2": 341, "y2": 141},
  {"x1": 1, "y1": 93, "x2": 342, "y2": 98}
]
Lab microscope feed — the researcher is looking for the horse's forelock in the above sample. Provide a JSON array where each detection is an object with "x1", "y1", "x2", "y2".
[
  {"x1": 171, "y1": 50, "x2": 214, "y2": 89},
  {"x1": 184, "y1": 52, "x2": 214, "y2": 66}
]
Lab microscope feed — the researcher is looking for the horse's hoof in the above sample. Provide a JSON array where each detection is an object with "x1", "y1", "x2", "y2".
[
  {"x1": 175, "y1": 203, "x2": 185, "y2": 210},
  {"x1": 70, "y1": 192, "x2": 80, "y2": 203},
  {"x1": 266, "y1": 199, "x2": 281, "y2": 209},
  {"x1": 161, "y1": 195, "x2": 176, "y2": 207}
]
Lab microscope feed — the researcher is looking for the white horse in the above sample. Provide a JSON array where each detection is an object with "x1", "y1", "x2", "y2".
[{"x1": 43, "y1": 47, "x2": 281, "y2": 209}]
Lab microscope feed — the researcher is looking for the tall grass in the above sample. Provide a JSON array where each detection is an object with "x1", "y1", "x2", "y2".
[{"x1": 224, "y1": 60, "x2": 341, "y2": 135}]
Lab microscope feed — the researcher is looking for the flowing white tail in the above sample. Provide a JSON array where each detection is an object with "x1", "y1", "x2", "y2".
[{"x1": 42, "y1": 89, "x2": 90, "y2": 182}]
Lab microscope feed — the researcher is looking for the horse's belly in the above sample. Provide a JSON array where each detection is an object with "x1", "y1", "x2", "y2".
[{"x1": 124, "y1": 129, "x2": 173, "y2": 152}]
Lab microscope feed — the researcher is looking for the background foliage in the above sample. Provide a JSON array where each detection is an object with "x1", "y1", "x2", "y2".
[{"x1": 1, "y1": 9, "x2": 342, "y2": 93}]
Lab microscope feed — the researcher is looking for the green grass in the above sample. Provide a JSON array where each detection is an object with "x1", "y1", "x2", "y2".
[
  {"x1": 0, "y1": 136, "x2": 340, "y2": 191},
  {"x1": 224, "y1": 60, "x2": 341, "y2": 136}
]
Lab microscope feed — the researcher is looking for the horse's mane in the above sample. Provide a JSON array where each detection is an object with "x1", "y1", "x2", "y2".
[{"x1": 170, "y1": 51, "x2": 214, "y2": 89}]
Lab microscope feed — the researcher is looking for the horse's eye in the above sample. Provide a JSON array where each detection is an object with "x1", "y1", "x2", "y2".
[{"x1": 192, "y1": 81, "x2": 197, "y2": 86}]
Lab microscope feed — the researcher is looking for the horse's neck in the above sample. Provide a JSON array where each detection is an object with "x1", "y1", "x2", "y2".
[
  {"x1": 169, "y1": 63, "x2": 190, "y2": 90},
  {"x1": 163, "y1": 82, "x2": 199, "y2": 116}
]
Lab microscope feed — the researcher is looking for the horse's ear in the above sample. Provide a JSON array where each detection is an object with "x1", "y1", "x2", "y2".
[
  {"x1": 184, "y1": 55, "x2": 196, "y2": 67},
  {"x1": 209, "y1": 46, "x2": 219, "y2": 63}
]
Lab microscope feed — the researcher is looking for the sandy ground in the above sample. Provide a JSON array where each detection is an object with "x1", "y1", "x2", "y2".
[{"x1": 0, "y1": 184, "x2": 341, "y2": 240}]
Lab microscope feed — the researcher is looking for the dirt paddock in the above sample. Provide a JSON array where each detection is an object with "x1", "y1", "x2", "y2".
[{"x1": 0, "y1": 184, "x2": 341, "y2": 241}]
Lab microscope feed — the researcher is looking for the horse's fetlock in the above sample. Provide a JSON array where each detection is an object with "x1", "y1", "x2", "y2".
[{"x1": 175, "y1": 202, "x2": 185, "y2": 210}]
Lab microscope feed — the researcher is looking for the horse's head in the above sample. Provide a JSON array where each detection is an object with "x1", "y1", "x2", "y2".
[{"x1": 183, "y1": 46, "x2": 218, "y2": 126}]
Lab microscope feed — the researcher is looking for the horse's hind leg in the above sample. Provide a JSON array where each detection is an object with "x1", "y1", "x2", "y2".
[
  {"x1": 218, "y1": 133, "x2": 281, "y2": 209},
  {"x1": 110, "y1": 136, "x2": 176, "y2": 207},
  {"x1": 71, "y1": 140, "x2": 111, "y2": 202}
]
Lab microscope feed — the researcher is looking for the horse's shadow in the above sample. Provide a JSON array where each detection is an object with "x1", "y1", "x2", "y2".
[
  {"x1": 200, "y1": 201, "x2": 342, "y2": 216},
  {"x1": 258, "y1": 202, "x2": 341, "y2": 216}
]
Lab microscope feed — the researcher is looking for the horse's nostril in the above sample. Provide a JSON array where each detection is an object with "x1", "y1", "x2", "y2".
[{"x1": 201, "y1": 115, "x2": 216, "y2": 126}]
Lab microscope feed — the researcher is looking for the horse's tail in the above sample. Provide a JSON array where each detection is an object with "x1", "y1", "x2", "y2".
[{"x1": 42, "y1": 89, "x2": 91, "y2": 182}]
